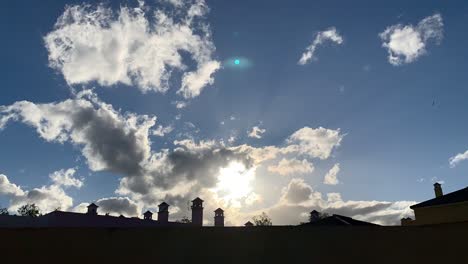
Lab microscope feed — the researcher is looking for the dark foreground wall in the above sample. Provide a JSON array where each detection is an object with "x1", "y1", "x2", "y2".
[{"x1": 0, "y1": 224, "x2": 467, "y2": 263}]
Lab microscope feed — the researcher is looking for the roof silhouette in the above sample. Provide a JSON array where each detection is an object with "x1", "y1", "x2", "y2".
[
  {"x1": 192, "y1": 197, "x2": 203, "y2": 203},
  {"x1": 411, "y1": 186, "x2": 468, "y2": 209},
  {"x1": 303, "y1": 214, "x2": 378, "y2": 226}
]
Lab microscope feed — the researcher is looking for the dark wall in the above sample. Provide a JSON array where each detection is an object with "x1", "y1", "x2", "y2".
[{"x1": 0, "y1": 224, "x2": 467, "y2": 263}]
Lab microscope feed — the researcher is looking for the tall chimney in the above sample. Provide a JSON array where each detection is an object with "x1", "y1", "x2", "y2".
[
  {"x1": 214, "y1": 208, "x2": 224, "y2": 227},
  {"x1": 434, "y1": 183, "x2": 443, "y2": 198},
  {"x1": 191, "y1": 197, "x2": 204, "y2": 226},
  {"x1": 158, "y1": 202, "x2": 169, "y2": 223}
]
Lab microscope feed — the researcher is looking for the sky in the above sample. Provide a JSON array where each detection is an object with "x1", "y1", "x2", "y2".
[{"x1": 1, "y1": 0, "x2": 468, "y2": 226}]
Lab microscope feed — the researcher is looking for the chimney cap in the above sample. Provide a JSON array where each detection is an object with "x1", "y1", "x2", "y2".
[
  {"x1": 434, "y1": 182, "x2": 442, "y2": 186},
  {"x1": 214, "y1": 208, "x2": 224, "y2": 213},
  {"x1": 192, "y1": 197, "x2": 204, "y2": 203},
  {"x1": 144, "y1": 210, "x2": 153, "y2": 216},
  {"x1": 244, "y1": 221, "x2": 254, "y2": 226},
  {"x1": 158, "y1": 202, "x2": 169, "y2": 207},
  {"x1": 87, "y1": 203, "x2": 98, "y2": 208}
]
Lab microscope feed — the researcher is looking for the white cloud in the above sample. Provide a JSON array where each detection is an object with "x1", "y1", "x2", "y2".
[
  {"x1": 1, "y1": 92, "x2": 348, "y2": 224},
  {"x1": 172, "y1": 101, "x2": 188, "y2": 109},
  {"x1": 449, "y1": 150, "x2": 468, "y2": 168},
  {"x1": 73, "y1": 196, "x2": 141, "y2": 217},
  {"x1": 379, "y1": 13, "x2": 443, "y2": 65},
  {"x1": 268, "y1": 158, "x2": 314, "y2": 176},
  {"x1": 0, "y1": 90, "x2": 156, "y2": 176},
  {"x1": 49, "y1": 168, "x2": 83, "y2": 188},
  {"x1": 44, "y1": 0, "x2": 220, "y2": 98},
  {"x1": 267, "y1": 178, "x2": 416, "y2": 226},
  {"x1": 287, "y1": 127, "x2": 343, "y2": 160},
  {"x1": 280, "y1": 178, "x2": 316, "y2": 204},
  {"x1": 248, "y1": 126, "x2": 266, "y2": 139},
  {"x1": 323, "y1": 163, "x2": 340, "y2": 185},
  {"x1": 0, "y1": 174, "x2": 25, "y2": 197},
  {"x1": 152, "y1": 125, "x2": 174, "y2": 137},
  {"x1": 96, "y1": 197, "x2": 141, "y2": 217},
  {"x1": 0, "y1": 170, "x2": 81, "y2": 214},
  {"x1": 298, "y1": 27, "x2": 343, "y2": 65}
]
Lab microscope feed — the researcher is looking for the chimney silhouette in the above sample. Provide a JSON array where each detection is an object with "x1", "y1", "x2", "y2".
[
  {"x1": 158, "y1": 202, "x2": 169, "y2": 223},
  {"x1": 143, "y1": 210, "x2": 153, "y2": 220},
  {"x1": 434, "y1": 183, "x2": 443, "y2": 198},
  {"x1": 191, "y1": 197, "x2": 204, "y2": 226},
  {"x1": 214, "y1": 208, "x2": 224, "y2": 227},
  {"x1": 87, "y1": 203, "x2": 98, "y2": 215},
  {"x1": 309, "y1": 210, "x2": 320, "y2": 222}
]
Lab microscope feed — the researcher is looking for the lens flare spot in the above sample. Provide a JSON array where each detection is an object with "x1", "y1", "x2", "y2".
[{"x1": 234, "y1": 59, "x2": 240, "y2": 65}]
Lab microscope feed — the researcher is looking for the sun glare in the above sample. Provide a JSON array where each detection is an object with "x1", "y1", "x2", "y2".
[{"x1": 213, "y1": 161, "x2": 255, "y2": 205}]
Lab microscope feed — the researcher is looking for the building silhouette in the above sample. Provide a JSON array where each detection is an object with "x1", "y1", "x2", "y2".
[
  {"x1": 244, "y1": 221, "x2": 254, "y2": 227},
  {"x1": 0, "y1": 198, "x2": 209, "y2": 228},
  {"x1": 158, "y1": 202, "x2": 169, "y2": 223},
  {"x1": 402, "y1": 183, "x2": 468, "y2": 226},
  {"x1": 191, "y1": 197, "x2": 204, "y2": 226},
  {"x1": 303, "y1": 210, "x2": 377, "y2": 226},
  {"x1": 87, "y1": 203, "x2": 98, "y2": 215},
  {"x1": 214, "y1": 208, "x2": 224, "y2": 227},
  {"x1": 143, "y1": 210, "x2": 153, "y2": 220}
]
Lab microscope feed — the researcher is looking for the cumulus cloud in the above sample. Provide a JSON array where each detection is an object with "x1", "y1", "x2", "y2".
[
  {"x1": 280, "y1": 178, "x2": 316, "y2": 204},
  {"x1": 0, "y1": 174, "x2": 25, "y2": 197},
  {"x1": 1, "y1": 91, "x2": 348, "y2": 224},
  {"x1": 379, "y1": 13, "x2": 443, "y2": 65},
  {"x1": 0, "y1": 169, "x2": 81, "y2": 214},
  {"x1": 49, "y1": 168, "x2": 83, "y2": 188},
  {"x1": 323, "y1": 163, "x2": 340, "y2": 185},
  {"x1": 267, "y1": 178, "x2": 415, "y2": 226},
  {"x1": 268, "y1": 158, "x2": 314, "y2": 176},
  {"x1": 298, "y1": 27, "x2": 343, "y2": 65},
  {"x1": 248, "y1": 126, "x2": 266, "y2": 139},
  {"x1": 449, "y1": 150, "x2": 468, "y2": 168},
  {"x1": 73, "y1": 197, "x2": 141, "y2": 217},
  {"x1": 0, "y1": 90, "x2": 156, "y2": 177},
  {"x1": 44, "y1": 0, "x2": 220, "y2": 98},
  {"x1": 287, "y1": 126, "x2": 343, "y2": 159}
]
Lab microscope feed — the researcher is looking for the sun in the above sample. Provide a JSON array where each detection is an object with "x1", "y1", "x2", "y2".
[{"x1": 213, "y1": 161, "x2": 255, "y2": 204}]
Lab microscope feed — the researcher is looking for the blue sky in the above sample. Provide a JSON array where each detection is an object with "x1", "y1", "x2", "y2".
[{"x1": 1, "y1": 0, "x2": 468, "y2": 225}]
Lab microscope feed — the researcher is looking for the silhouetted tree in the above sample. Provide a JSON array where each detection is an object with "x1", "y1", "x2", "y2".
[
  {"x1": 0, "y1": 207, "x2": 8, "y2": 215},
  {"x1": 17, "y1": 204, "x2": 41, "y2": 217},
  {"x1": 176, "y1": 216, "x2": 192, "y2": 223},
  {"x1": 253, "y1": 212, "x2": 272, "y2": 226}
]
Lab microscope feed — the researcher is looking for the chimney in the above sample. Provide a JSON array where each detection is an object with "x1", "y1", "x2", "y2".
[
  {"x1": 214, "y1": 208, "x2": 224, "y2": 227},
  {"x1": 309, "y1": 210, "x2": 320, "y2": 222},
  {"x1": 158, "y1": 202, "x2": 169, "y2": 223},
  {"x1": 143, "y1": 210, "x2": 153, "y2": 220},
  {"x1": 191, "y1": 197, "x2": 204, "y2": 226},
  {"x1": 87, "y1": 203, "x2": 98, "y2": 215},
  {"x1": 434, "y1": 183, "x2": 443, "y2": 198}
]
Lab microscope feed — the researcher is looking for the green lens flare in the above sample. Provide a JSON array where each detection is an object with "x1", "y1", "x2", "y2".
[{"x1": 234, "y1": 59, "x2": 240, "y2": 65}]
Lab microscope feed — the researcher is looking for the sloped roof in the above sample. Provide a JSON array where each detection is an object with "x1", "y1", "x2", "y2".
[
  {"x1": 410, "y1": 186, "x2": 468, "y2": 209},
  {"x1": 303, "y1": 214, "x2": 378, "y2": 226},
  {"x1": 87, "y1": 203, "x2": 98, "y2": 208},
  {"x1": 192, "y1": 197, "x2": 204, "y2": 203},
  {"x1": 158, "y1": 202, "x2": 169, "y2": 207}
]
